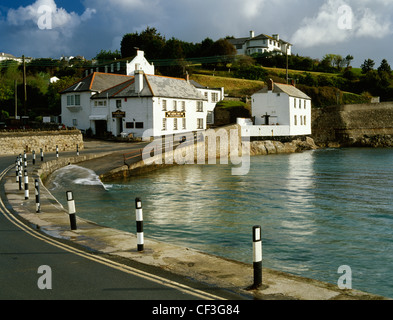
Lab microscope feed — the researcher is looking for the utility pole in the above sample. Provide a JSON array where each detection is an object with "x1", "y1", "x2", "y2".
[
  {"x1": 286, "y1": 45, "x2": 289, "y2": 84},
  {"x1": 22, "y1": 55, "x2": 27, "y2": 116},
  {"x1": 14, "y1": 80, "x2": 18, "y2": 119}
]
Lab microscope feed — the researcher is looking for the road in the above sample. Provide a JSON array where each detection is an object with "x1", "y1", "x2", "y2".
[{"x1": 0, "y1": 141, "x2": 241, "y2": 301}]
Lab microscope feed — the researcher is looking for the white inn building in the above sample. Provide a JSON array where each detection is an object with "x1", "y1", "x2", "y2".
[{"x1": 60, "y1": 51, "x2": 224, "y2": 138}]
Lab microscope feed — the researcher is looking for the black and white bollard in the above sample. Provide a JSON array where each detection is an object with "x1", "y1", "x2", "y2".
[
  {"x1": 40, "y1": 148, "x2": 44, "y2": 162},
  {"x1": 15, "y1": 158, "x2": 19, "y2": 183},
  {"x1": 24, "y1": 169, "x2": 29, "y2": 200},
  {"x1": 76, "y1": 144, "x2": 79, "y2": 156},
  {"x1": 32, "y1": 150, "x2": 36, "y2": 165},
  {"x1": 35, "y1": 179, "x2": 40, "y2": 213},
  {"x1": 252, "y1": 225, "x2": 263, "y2": 289},
  {"x1": 66, "y1": 191, "x2": 77, "y2": 230},
  {"x1": 135, "y1": 198, "x2": 144, "y2": 252},
  {"x1": 23, "y1": 151, "x2": 27, "y2": 168},
  {"x1": 18, "y1": 167, "x2": 22, "y2": 191},
  {"x1": 56, "y1": 145, "x2": 59, "y2": 159}
]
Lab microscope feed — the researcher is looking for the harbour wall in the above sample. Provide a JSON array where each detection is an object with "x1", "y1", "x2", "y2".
[
  {"x1": 99, "y1": 125, "x2": 318, "y2": 181},
  {"x1": 312, "y1": 102, "x2": 393, "y2": 147},
  {"x1": 0, "y1": 130, "x2": 84, "y2": 155}
]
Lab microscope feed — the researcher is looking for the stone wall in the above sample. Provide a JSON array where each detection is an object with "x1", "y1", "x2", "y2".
[
  {"x1": 0, "y1": 130, "x2": 84, "y2": 155},
  {"x1": 312, "y1": 102, "x2": 393, "y2": 147}
]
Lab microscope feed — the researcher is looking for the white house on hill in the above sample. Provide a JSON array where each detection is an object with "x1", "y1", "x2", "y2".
[
  {"x1": 241, "y1": 79, "x2": 311, "y2": 138},
  {"x1": 228, "y1": 31, "x2": 292, "y2": 56}
]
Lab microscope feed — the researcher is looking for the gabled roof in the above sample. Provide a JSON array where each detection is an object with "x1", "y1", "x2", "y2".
[
  {"x1": 256, "y1": 82, "x2": 311, "y2": 100},
  {"x1": 92, "y1": 74, "x2": 206, "y2": 100},
  {"x1": 60, "y1": 72, "x2": 132, "y2": 94}
]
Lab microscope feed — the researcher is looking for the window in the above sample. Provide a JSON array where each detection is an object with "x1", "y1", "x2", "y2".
[
  {"x1": 304, "y1": 116, "x2": 307, "y2": 126},
  {"x1": 294, "y1": 115, "x2": 297, "y2": 126},
  {"x1": 67, "y1": 94, "x2": 80, "y2": 106},
  {"x1": 181, "y1": 101, "x2": 185, "y2": 111},
  {"x1": 162, "y1": 118, "x2": 167, "y2": 131},
  {"x1": 294, "y1": 98, "x2": 296, "y2": 108},
  {"x1": 116, "y1": 100, "x2": 122, "y2": 109},
  {"x1": 204, "y1": 92, "x2": 208, "y2": 100},
  {"x1": 75, "y1": 95, "x2": 80, "y2": 106},
  {"x1": 135, "y1": 122, "x2": 144, "y2": 129},
  {"x1": 95, "y1": 100, "x2": 107, "y2": 107},
  {"x1": 117, "y1": 62, "x2": 121, "y2": 71},
  {"x1": 207, "y1": 111, "x2": 213, "y2": 124},
  {"x1": 211, "y1": 92, "x2": 219, "y2": 103},
  {"x1": 126, "y1": 122, "x2": 134, "y2": 129},
  {"x1": 173, "y1": 118, "x2": 178, "y2": 130},
  {"x1": 197, "y1": 101, "x2": 203, "y2": 112},
  {"x1": 72, "y1": 119, "x2": 78, "y2": 126},
  {"x1": 197, "y1": 118, "x2": 204, "y2": 129},
  {"x1": 162, "y1": 100, "x2": 167, "y2": 111},
  {"x1": 182, "y1": 118, "x2": 186, "y2": 130},
  {"x1": 173, "y1": 101, "x2": 177, "y2": 111}
]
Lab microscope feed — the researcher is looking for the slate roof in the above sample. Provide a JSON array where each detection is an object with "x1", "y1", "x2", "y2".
[
  {"x1": 256, "y1": 82, "x2": 311, "y2": 100},
  {"x1": 60, "y1": 72, "x2": 132, "y2": 94},
  {"x1": 91, "y1": 74, "x2": 206, "y2": 101}
]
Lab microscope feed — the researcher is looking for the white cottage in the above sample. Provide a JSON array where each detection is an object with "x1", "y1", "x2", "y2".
[
  {"x1": 242, "y1": 79, "x2": 312, "y2": 138},
  {"x1": 90, "y1": 71, "x2": 214, "y2": 138}
]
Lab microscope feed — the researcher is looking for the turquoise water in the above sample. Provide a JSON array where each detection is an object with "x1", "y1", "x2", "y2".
[{"x1": 46, "y1": 148, "x2": 393, "y2": 298}]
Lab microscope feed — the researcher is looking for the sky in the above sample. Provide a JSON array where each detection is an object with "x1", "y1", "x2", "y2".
[{"x1": 0, "y1": 0, "x2": 392, "y2": 68}]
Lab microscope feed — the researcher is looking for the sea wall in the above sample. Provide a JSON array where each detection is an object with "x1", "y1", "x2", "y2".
[
  {"x1": 312, "y1": 102, "x2": 393, "y2": 147},
  {"x1": 100, "y1": 125, "x2": 318, "y2": 181},
  {"x1": 0, "y1": 130, "x2": 84, "y2": 155}
]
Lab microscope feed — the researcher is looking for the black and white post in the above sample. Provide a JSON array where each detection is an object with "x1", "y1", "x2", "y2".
[
  {"x1": 15, "y1": 157, "x2": 19, "y2": 183},
  {"x1": 18, "y1": 166, "x2": 22, "y2": 191},
  {"x1": 135, "y1": 197, "x2": 144, "y2": 252},
  {"x1": 23, "y1": 151, "x2": 27, "y2": 168},
  {"x1": 40, "y1": 148, "x2": 44, "y2": 162},
  {"x1": 76, "y1": 144, "x2": 79, "y2": 156},
  {"x1": 24, "y1": 169, "x2": 29, "y2": 200},
  {"x1": 32, "y1": 150, "x2": 36, "y2": 165},
  {"x1": 66, "y1": 191, "x2": 77, "y2": 230},
  {"x1": 56, "y1": 145, "x2": 59, "y2": 159},
  {"x1": 35, "y1": 179, "x2": 40, "y2": 213},
  {"x1": 252, "y1": 225, "x2": 263, "y2": 289}
]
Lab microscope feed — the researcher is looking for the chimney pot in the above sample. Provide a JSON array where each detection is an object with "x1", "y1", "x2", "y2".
[{"x1": 268, "y1": 79, "x2": 274, "y2": 91}]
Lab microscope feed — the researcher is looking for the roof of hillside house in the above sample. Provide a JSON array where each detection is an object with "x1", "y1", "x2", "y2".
[
  {"x1": 255, "y1": 82, "x2": 311, "y2": 100},
  {"x1": 91, "y1": 74, "x2": 206, "y2": 100},
  {"x1": 60, "y1": 72, "x2": 132, "y2": 94},
  {"x1": 228, "y1": 33, "x2": 292, "y2": 46}
]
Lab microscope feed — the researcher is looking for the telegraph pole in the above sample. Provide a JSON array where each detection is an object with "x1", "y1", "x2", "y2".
[
  {"x1": 22, "y1": 55, "x2": 27, "y2": 116},
  {"x1": 14, "y1": 80, "x2": 18, "y2": 119}
]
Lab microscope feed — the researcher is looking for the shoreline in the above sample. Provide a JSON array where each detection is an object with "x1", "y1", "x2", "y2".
[{"x1": 2, "y1": 140, "x2": 389, "y2": 300}]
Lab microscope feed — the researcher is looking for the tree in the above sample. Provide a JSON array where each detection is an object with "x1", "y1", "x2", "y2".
[
  {"x1": 361, "y1": 59, "x2": 375, "y2": 74},
  {"x1": 378, "y1": 59, "x2": 392, "y2": 74},
  {"x1": 94, "y1": 49, "x2": 121, "y2": 63},
  {"x1": 120, "y1": 27, "x2": 166, "y2": 60},
  {"x1": 344, "y1": 55, "x2": 354, "y2": 68}
]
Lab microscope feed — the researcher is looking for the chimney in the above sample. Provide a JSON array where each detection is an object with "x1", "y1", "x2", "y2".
[
  {"x1": 185, "y1": 71, "x2": 189, "y2": 83},
  {"x1": 291, "y1": 79, "x2": 295, "y2": 87},
  {"x1": 250, "y1": 30, "x2": 255, "y2": 38},
  {"x1": 134, "y1": 69, "x2": 144, "y2": 93},
  {"x1": 268, "y1": 79, "x2": 274, "y2": 91}
]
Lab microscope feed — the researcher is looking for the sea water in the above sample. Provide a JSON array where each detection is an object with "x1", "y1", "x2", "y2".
[{"x1": 46, "y1": 148, "x2": 393, "y2": 298}]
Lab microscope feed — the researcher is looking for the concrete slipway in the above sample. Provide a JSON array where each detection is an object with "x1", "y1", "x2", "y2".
[{"x1": 1, "y1": 143, "x2": 388, "y2": 300}]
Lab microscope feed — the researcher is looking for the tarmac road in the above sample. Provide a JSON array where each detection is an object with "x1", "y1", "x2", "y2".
[{"x1": 0, "y1": 140, "x2": 243, "y2": 301}]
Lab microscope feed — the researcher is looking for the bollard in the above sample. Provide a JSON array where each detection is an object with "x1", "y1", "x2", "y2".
[
  {"x1": 23, "y1": 151, "x2": 27, "y2": 168},
  {"x1": 56, "y1": 145, "x2": 59, "y2": 159},
  {"x1": 18, "y1": 167, "x2": 22, "y2": 191},
  {"x1": 15, "y1": 158, "x2": 19, "y2": 183},
  {"x1": 135, "y1": 197, "x2": 144, "y2": 252},
  {"x1": 35, "y1": 179, "x2": 40, "y2": 213},
  {"x1": 24, "y1": 169, "x2": 29, "y2": 200},
  {"x1": 76, "y1": 144, "x2": 79, "y2": 156},
  {"x1": 41, "y1": 148, "x2": 44, "y2": 162},
  {"x1": 66, "y1": 191, "x2": 77, "y2": 230},
  {"x1": 32, "y1": 150, "x2": 36, "y2": 165},
  {"x1": 252, "y1": 225, "x2": 263, "y2": 289}
]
